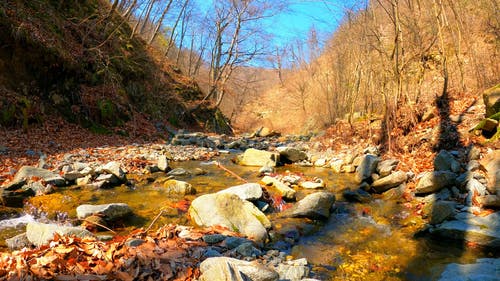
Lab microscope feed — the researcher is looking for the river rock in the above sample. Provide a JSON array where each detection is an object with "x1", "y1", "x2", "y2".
[
  {"x1": 381, "y1": 183, "x2": 407, "y2": 200},
  {"x1": 94, "y1": 173, "x2": 120, "y2": 186},
  {"x1": 26, "y1": 222, "x2": 93, "y2": 247},
  {"x1": 343, "y1": 188, "x2": 372, "y2": 203},
  {"x1": 100, "y1": 161, "x2": 126, "y2": 182},
  {"x1": 261, "y1": 176, "x2": 296, "y2": 200},
  {"x1": 256, "y1": 127, "x2": 278, "y2": 138},
  {"x1": 275, "y1": 258, "x2": 310, "y2": 281},
  {"x1": 480, "y1": 150, "x2": 500, "y2": 194},
  {"x1": 430, "y1": 211, "x2": 500, "y2": 248},
  {"x1": 466, "y1": 178, "x2": 488, "y2": 197},
  {"x1": 475, "y1": 195, "x2": 500, "y2": 208},
  {"x1": 299, "y1": 180, "x2": 325, "y2": 189},
  {"x1": 157, "y1": 155, "x2": 169, "y2": 172},
  {"x1": 199, "y1": 257, "x2": 279, "y2": 281},
  {"x1": 163, "y1": 180, "x2": 196, "y2": 195},
  {"x1": 5, "y1": 233, "x2": 31, "y2": 250},
  {"x1": 330, "y1": 159, "x2": 344, "y2": 173},
  {"x1": 438, "y1": 258, "x2": 500, "y2": 281},
  {"x1": 5, "y1": 166, "x2": 66, "y2": 189},
  {"x1": 63, "y1": 171, "x2": 85, "y2": 181},
  {"x1": 76, "y1": 203, "x2": 132, "y2": 221},
  {"x1": 237, "y1": 149, "x2": 279, "y2": 167},
  {"x1": 434, "y1": 150, "x2": 461, "y2": 173},
  {"x1": 371, "y1": 171, "x2": 408, "y2": 193},
  {"x1": 218, "y1": 183, "x2": 263, "y2": 201},
  {"x1": 376, "y1": 159, "x2": 399, "y2": 177},
  {"x1": 189, "y1": 193, "x2": 271, "y2": 242},
  {"x1": 483, "y1": 83, "x2": 500, "y2": 117},
  {"x1": 235, "y1": 242, "x2": 262, "y2": 257},
  {"x1": 277, "y1": 147, "x2": 307, "y2": 163},
  {"x1": 355, "y1": 155, "x2": 379, "y2": 183},
  {"x1": 415, "y1": 171, "x2": 456, "y2": 194},
  {"x1": 167, "y1": 167, "x2": 190, "y2": 176},
  {"x1": 424, "y1": 201, "x2": 456, "y2": 225},
  {"x1": 313, "y1": 158, "x2": 327, "y2": 167},
  {"x1": 286, "y1": 192, "x2": 335, "y2": 220}
]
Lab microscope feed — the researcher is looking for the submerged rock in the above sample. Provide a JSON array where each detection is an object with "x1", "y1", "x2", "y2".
[
  {"x1": 343, "y1": 188, "x2": 372, "y2": 203},
  {"x1": 189, "y1": 193, "x2": 271, "y2": 242},
  {"x1": 163, "y1": 179, "x2": 196, "y2": 195},
  {"x1": 438, "y1": 258, "x2": 500, "y2": 281},
  {"x1": 199, "y1": 257, "x2": 279, "y2": 281}
]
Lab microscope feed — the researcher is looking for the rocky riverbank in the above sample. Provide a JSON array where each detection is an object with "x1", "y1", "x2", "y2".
[{"x1": 0, "y1": 126, "x2": 499, "y2": 279}]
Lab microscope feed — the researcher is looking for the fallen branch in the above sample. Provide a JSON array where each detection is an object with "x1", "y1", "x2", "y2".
[
  {"x1": 215, "y1": 161, "x2": 247, "y2": 183},
  {"x1": 80, "y1": 218, "x2": 117, "y2": 234},
  {"x1": 145, "y1": 210, "x2": 164, "y2": 233}
]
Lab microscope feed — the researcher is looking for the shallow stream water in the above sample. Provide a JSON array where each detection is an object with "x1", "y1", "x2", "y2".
[{"x1": 0, "y1": 155, "x2": 495, "y2": 280}]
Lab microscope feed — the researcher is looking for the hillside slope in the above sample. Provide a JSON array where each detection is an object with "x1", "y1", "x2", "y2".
[
  {"x1": 0, "y1": 0, "x2": 226, "y2": 135},
  {"x1": 235, "y1": 0, "x2": 499, "y2": 137}
]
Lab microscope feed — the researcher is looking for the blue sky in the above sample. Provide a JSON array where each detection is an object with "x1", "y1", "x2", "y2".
[{"x1": 267, "y1": 1, "x2": 350, "y2": 47}]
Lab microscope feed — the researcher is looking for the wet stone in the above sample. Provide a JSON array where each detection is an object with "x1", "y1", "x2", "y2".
[
  {"x1": 125, "y1": 238, "x2": 145, "y2": 247},
  {"x1": 203, "y1": 234, "x2": 227, "y2": 244}
]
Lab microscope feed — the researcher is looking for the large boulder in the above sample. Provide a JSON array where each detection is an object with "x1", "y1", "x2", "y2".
[
  {"x1": 483, "y1": 83, "x2": 500, "y2": 117},
  {"x1": 430, "y1": 211, "x2": 500, "y2": 249},
  {"x1": 236, "y1": 149, "x2": 279, "y2": 167},
  {"x1": 199, "y1": 257, "x2": 278, "y2": 281},
  {"x1": 26, "y1": 222, "x2": 93, "y2": 247},
  {"x1": 415, "y1": 171, "x2": 456, "y2": 194},
  {"x1": 286, "y1": 192, "x2": 335, "y2": 220},
  {"x1": 5, "y1": 166, "x2": 66, "y2": 189},
  {"x1": 218, "y1": 183, "x2": 263, "y2": 201},
  {"x1": 355, "y1": 155, "x2": 379, "y2": 183},
  {"x1": 277, "y1": 147, "x2": 307, "y2": 163},
  {"x1": 189, "y1": 193, "x2": 271, "y2": 242},
  {"x1": 76, "y1": 203, "x2": 132, "y2": 221},
  {"x1": 371, "y1": 171, "x2": 408, "y2": 193},
  {"x1": 439, "y1": 258, "x2": 500, "y2": 281},
  {"x1": 261, "y1": 176, "x2": 296, "y2": 200}
]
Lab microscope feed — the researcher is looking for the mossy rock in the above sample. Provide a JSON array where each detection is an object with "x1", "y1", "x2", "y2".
[{"x1": 484, "y1": 84, "x2": 500, "y2": 117}]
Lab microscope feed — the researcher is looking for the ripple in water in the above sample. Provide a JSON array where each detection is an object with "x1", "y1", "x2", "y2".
[{"x1": 0, "y1": 214, "x2": 35, "y2": 230}]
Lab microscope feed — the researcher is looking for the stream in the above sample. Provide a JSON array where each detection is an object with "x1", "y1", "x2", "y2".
[{"x1": 0, "y1": 154, "x2": 496, "y2": 280}]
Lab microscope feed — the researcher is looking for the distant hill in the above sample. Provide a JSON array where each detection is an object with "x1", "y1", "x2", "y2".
[{"x1": 0, "y1": 0, "x2": 229, "y2": 135}]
